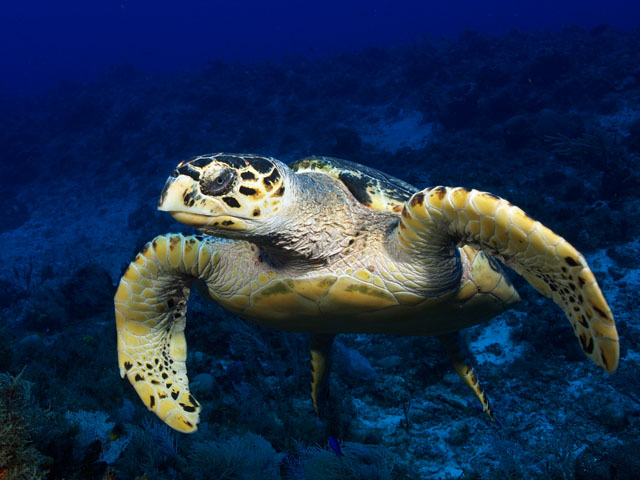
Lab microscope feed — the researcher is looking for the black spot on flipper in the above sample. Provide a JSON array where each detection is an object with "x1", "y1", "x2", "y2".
[
  {"x1": 149, "y1": 396, "x2": 156, "y2": 409},
  {"x1": 584, "y1": 335, "x2": 594, "y2": 354},
  {"x1": 180, "y1": 403, "x2": 197, "y2": 413},
  {"x1": 188, "y1": 394, "x2": 200, "y2": 407},
  {"x1": 578, "y1": 332, "x2": 595, "y2": 355},
  {"x1": 601, "y1": 351, "x2": 609, "y2": 369},
  {"x1": 578, "y1": 314, "x2": 589, "y2": 328},
  {"x1": 565, "y1": 256, "x2": 579, "y2": 267},
  {"x1": 171, "y1": 391, "x2": 179, "y2": 400},
  {"x1": 134, "y1": 374, "x2": 144, "y2": 382},
  {"x1": 433, "y1": 186, "x2": 447, "y2": 200},
  {"x1": 410, "y1": 191, "x2": 425, "y2": 207},
  {"x1": 592, "y1": 305, "x2": 608, "y2": 319},
  {"x1": 124, "y1": 361, "x2": 133, "y2": 371}
]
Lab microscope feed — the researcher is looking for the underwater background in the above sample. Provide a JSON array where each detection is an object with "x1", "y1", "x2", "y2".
[{"x1": 1, "y1": 1, "x2": 640, "y2": 479}]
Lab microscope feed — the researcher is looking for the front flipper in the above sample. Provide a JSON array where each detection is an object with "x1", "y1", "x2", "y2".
[
  {"x1": 438, "y1": 332, "x2": 494, "y2": 421},
  {"x1": 397, "y1": 187, "x2": 618, "y2": 373},
  {"x1": 115, "y1": 234, "x2": 219, "y2": 433}
]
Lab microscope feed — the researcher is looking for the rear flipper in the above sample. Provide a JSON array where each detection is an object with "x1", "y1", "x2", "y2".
[
  {"x1": 310, "y1": 334, "x2": 335, "y2": 416},
  {"x1": 115, "y1": 234, "x2": 219, "y2": 433},
  {"x1": 438, "y1": 332, "x2": 494, "y2": 421},
  {"x1": 398, "y1": 187, "x2": 618, "y2": 373}
]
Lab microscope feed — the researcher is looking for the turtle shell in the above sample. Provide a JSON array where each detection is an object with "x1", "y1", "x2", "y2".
[{"x1": 290, "y1": 156, "x2": 418, "y2": 213}]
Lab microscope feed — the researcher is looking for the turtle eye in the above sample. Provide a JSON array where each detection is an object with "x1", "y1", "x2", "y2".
[{"x1": 201, "y1": 168, "x2": 235, "y2": 196}]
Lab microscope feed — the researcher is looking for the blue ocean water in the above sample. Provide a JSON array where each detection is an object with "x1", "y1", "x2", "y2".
[{"x1": 1, "y1": 1, "x2": 639, "y2": 478}]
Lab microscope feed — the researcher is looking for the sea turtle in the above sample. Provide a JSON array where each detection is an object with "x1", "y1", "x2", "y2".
[{"x1": 115, "y1": 153, "x2": 618, "y2": 433}]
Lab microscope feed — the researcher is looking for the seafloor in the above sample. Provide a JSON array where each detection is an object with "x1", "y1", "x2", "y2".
[{"x1": 1, "y1": 25, "x2": 639, "y2": 480}]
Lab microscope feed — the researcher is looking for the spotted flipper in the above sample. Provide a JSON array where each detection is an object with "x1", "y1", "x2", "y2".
[
  {"x1": 397, "y1": 187, "x2": 619, "y2": 373},
  {"x1": 438, "y1": 332, "x2": 494, "y2": 421},
  {"x1": 115, "y1": 234, "x2": 218, "y2": 433},
  {"x1": 310, "y1": 334, "x2": 335, "y2": 416}
]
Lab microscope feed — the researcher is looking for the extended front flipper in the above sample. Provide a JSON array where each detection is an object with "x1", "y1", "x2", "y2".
[
  {"x1": 438, "y1": 332, "x2": 494, "y2": 421},
  {"x1": 115, "y1": 234, "x2": 221, "y2": 432},
  {"x1": 397, "y1": 187, "x2": 619, "y2": 373}
]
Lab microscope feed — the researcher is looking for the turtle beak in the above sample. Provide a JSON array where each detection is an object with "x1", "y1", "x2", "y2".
[
  {"x1": 157, "y1": 174, "x2": 210, "y2": 225},
  {"x1": 158, "y1": 174, "x2": 194, "y2": 213},
  {"x1": 157, "y1": 173, "x2": 249, "y2": 232}
]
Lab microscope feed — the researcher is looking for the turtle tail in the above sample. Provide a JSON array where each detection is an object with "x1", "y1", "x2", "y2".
[
  {"x1": 397, "y1": 187, "x2": 618, "y2": 373},
  {"x1": 115, "y1": 234, "x2": 219, "y2": 433}
]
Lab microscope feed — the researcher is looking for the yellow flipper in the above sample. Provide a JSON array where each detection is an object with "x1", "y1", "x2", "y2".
[
  {"x1": 310, "y1": 334, "x2": 334, "y2": 416},
  {"x1": 115, "y1": 234, "x2": 215, "y2": 432},
  {"x1": 438, "y1": 332, "x2": 494, "y2": 421},
  {"x1": 398, "y1": 187, "x2": 618, "y2": 373}
]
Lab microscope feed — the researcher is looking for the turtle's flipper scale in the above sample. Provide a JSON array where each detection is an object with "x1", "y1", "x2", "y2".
[
  {"x1": 398, "y1": 187, "x2": 618, "y2": 373},
  {"x1": 438, "y1": 332, "x2": 494, "y2": 421},
  {"x1": 310, "y1": 334, "x2": 334, "y2": 416},
  {"x1": 115, "y1": 234, "x2": 214, "y2": 433}
]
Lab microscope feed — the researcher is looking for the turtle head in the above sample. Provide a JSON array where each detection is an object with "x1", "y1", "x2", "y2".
[{"x1": 158, "y1": 153, "x2": 290, "y2": 236}]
